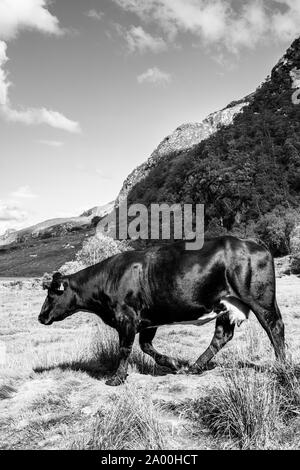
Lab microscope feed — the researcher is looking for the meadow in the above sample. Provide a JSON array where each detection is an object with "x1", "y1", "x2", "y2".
[{"x1": 0, "y1": 275, "x2": 299, "y2": 450}]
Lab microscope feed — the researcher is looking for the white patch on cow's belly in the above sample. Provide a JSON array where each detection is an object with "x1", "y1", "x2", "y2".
[
  {"x1": 176, "y1": 311, "x2": 219, "y2": 327},
  {"x1": 220, "y1": 297, "x2": 249, "y2": 327},
  {"x1": 167, "y1": 296, "x2": 249, "y2": 328}
]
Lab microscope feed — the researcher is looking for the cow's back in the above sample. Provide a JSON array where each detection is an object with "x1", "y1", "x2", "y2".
[{"x1": 101, "y1": 236, "x2": 273, "y2": 327}]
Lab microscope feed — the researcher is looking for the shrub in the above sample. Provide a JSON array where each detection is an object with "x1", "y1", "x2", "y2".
[
  {"x1": 254, "y1": 208, "x2": 300, "y2": 256},
  {"x1": 0, "y1": 383, "x2": 17, "y2": 400},
  {"x1": 291, "y1": 253, "x2": 300, "y2": 275},
  {"x1": 76, "y1": 235, "x2": 121, "y2": 266},
  {"x1": 59, "y1": 260, "x2": 85, "y2": 275},
  {"x1": 60, "y1": 234, "x2": 132, "y2": 274}
]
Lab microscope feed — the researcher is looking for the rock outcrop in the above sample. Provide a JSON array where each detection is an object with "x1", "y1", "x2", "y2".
[{"x1": 116, "y1": 97, "x2": 252, "y2": 205}]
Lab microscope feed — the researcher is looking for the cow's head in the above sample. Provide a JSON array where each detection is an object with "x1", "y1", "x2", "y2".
[{"x1": 38, "y1": 272, "x2": 78, "y2": 325}]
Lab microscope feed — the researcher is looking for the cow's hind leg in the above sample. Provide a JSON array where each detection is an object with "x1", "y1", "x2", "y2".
[
  {"x1": 188, "y1": 313, "x2": 235, "y2": 374},
  {"x1": 139, "y1": 328, "x2": 187, "y2": 372},
  {"x1": 249, "y1": 299, "x2": 285, "y2": 362},
  {"x1": 229, "y1": 251, "x2": 286, "y2": 362}
]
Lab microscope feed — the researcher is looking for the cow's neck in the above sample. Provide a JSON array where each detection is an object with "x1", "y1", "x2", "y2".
[{"x1": 71, "y1": 272, "x2": 113, "y2": 322}]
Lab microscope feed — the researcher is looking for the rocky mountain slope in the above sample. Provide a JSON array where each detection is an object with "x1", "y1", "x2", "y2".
[{"x1": 116, "y1": 96, "x2": 252, "y2": 205}]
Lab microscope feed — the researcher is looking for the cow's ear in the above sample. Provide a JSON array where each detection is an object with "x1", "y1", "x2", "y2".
[
  {"x1": 52, "y1": 272, "x2": 63, "y2": 283},
  {"x1": 51, "y1": 272, "x2": 63, "y2": 290},
  {"x1": 42, "y1": 273, "x2": 52, "y2": 290}
]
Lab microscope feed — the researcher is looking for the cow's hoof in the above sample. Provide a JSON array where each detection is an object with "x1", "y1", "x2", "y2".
[
  {"x1": 176, "y1": 360, "x2": 191, "y2": 374},
  {"x1": 105, "y1": 375, "x2": 127, "y2": 386},
  {"x1": 176, "y1": 368, "x2": 189, "y2": 375},
  {"x1": 187, "y1": 364, "x2": 205, "y2": 375},
  {"x1": 177, "y1": 359, "x2": 190, "y2": 369},
  {"x1": 168, "y1": 358, "x2": 190, "y2": 372}
]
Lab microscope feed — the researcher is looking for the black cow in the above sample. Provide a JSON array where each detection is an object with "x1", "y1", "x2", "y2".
[{"x1": 39, "y1": 236, "x2": 285, "y2": 386}]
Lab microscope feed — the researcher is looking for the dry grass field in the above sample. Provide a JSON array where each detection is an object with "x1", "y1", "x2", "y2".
[{"x1": 0, "y1": 275, "x2": 300, "y2": 450}]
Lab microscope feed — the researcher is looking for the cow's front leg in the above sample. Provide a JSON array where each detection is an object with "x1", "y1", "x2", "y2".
[
  {"x1": 106, "y1": 305, "x2": 136, "y2": 386},
  {"x1": 188, "y1": 312, "x2": 235, "y2": 374}
]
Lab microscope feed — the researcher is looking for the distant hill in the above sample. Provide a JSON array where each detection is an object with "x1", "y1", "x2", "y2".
[
  {"x1": 0, "y1": 202, "x2": 114, "y2": 276},
  {"x1": 0, "y1": 201, "x2": 114, "y2": 247}
]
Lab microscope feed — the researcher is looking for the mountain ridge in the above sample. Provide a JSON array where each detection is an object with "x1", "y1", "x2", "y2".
[{"x1": 116, "y1": 95, "x2": 253, "y2": 206}]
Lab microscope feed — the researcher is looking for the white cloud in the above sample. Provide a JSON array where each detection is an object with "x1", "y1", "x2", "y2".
[
  {"x1": 0, "y1": 200, "x2": 31, "y2": 235},
  {"x1": 0, "y1": 201, "x2": 27, "y2": 222},
  {"x1": 1, "y1": 103, "x2": 81, "y2": 133},
  {"x1": 11, "y1": 186, "x2": 37, "y2": 199},
  {"x1": 112, "y1": 0, "x2": 300, "y2": 53},
  {"x1": 0, "y1": 198, "x2": 31, "y2": 235},
  {"x1": 0, "y1": 40, "x2": 9, "y2": 105},
  {"x1": 0, "y1": 2, "x2": 81, "y2": 133},
  {"x1": 36, "y1": 139, "x2": 64, "y2": 147},
  {"x1": 117, "y1": 25, "x2": 167, "y2": 53},
  {"x1": 0, "y1": 0, "x2": 62, "y2": 40},
  {"x1": 137, "y1": 67, "x2": 172, "y2": 86},
  {"x1": 85, "y1": 9, "x2": 105, "y2": 21}
]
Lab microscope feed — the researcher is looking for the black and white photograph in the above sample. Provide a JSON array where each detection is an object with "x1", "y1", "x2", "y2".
[{"x1": 0, "y1": 0, "x2": 300, "y2": 454}]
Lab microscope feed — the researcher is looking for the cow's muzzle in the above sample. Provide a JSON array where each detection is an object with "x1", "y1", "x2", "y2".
[{"x1": 38, "y1": 314, "x2": 53, "y2": 325}]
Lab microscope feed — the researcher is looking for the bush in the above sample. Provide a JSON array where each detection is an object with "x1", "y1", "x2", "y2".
[
  {"x1": 291, "y1": 253, "x2": 300, "y2": 275},
  {"x1": 59, "y1": 260, "x2": 85, "y2": 275},
  {"x1": 254, "y1": 208, "x2": 300, "y2": 256},
  {"x1": 60, "y1": 234, "x2": 132, "y2": 274},
  {"x1": 76, "y1": 234, "x2": 130, "y2": 267},
  {"x1": 290, "y1": 224, "x2": 300, "y2": 254}
]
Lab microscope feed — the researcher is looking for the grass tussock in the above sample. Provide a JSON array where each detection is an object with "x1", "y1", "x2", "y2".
[
  {"x1": 273, "y1": 360, "x2": 300, "y2": 419},
  {"x1": 182, "y1": 323, "x2": 300, "y2": 450},
  {"x1": 193, "y1": 367, "x2": 280, "y2": 449},
  {"x1": 0, "y1": 383, "x2": 17, "y2": 400},
  {"x1": 72, "y1": 386, "x2": 166, "y2": 450}
]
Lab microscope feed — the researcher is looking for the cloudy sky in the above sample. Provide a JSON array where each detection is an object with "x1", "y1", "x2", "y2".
[{"x1": 0, "y1": 0, "x2": 299, "y2": 234}]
